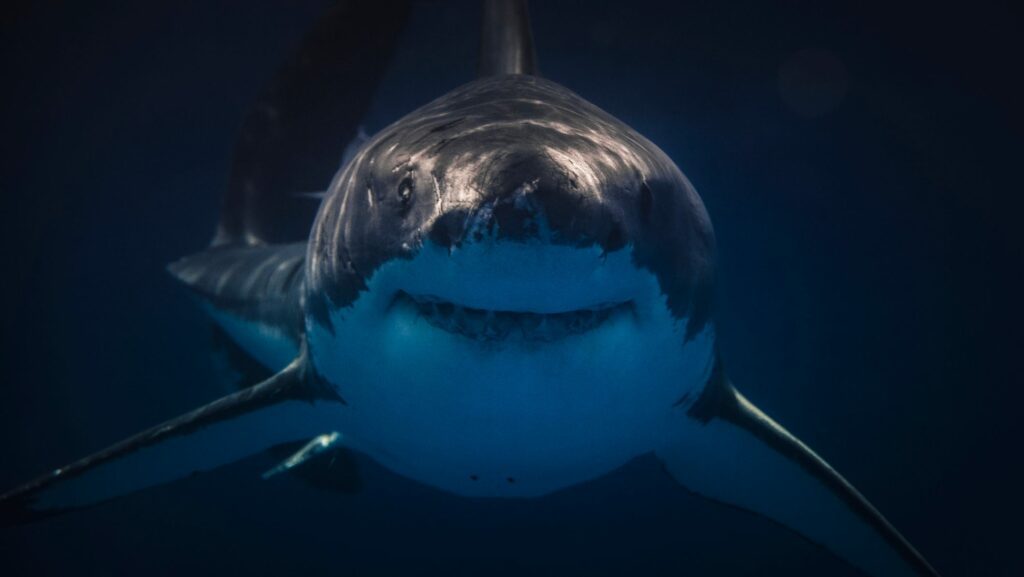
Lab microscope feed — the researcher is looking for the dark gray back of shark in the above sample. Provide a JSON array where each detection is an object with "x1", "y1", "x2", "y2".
[{"x1": 214, "y1": 0, "x2": 412, "y2": 246}]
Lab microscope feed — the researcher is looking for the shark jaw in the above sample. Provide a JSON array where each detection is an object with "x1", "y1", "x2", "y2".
[
  {"x1": 393, "y1": 291, "x2": 635, "y2": 343},
  {"x1": 305, "y1": 241, "x2": 716, "y2": 498}
]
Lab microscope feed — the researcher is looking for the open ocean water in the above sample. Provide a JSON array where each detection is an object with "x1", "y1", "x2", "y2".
[{"x1": 1, "y1": 1, "x2": 1020, "y2": 575}]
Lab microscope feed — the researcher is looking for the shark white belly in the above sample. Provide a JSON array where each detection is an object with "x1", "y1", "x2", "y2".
[{"x1": 308, "y1": 243, "x2": 716, "y2": 497}]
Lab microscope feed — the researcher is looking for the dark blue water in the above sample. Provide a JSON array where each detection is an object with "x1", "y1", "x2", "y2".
[{"x1": 1, "y1": 1, "x2": 1019, "y2": 575}]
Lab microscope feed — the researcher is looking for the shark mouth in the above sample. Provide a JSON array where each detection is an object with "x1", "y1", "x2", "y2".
[{"x1": 397, "y1": 291, "x2": 633, "y2": 342}]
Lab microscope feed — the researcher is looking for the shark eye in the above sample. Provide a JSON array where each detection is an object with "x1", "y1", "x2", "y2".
[{"x1": 397, "y1": 176, "x2": 414, "y2": 207}]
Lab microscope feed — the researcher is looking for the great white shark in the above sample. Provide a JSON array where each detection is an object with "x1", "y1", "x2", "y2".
[{"x1": 1, "y1": 2, "x2": 940, "y2": 575}]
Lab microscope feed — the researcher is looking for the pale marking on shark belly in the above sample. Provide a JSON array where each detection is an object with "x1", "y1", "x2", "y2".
[
  {"x1": 203, "y1": 304, "x2": 299, "y2": 373},
  {"x1": 307, "y1": 242, "x2": 716, "y2": 498}
]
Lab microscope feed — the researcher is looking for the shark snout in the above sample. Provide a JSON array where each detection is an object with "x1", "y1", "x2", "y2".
[{"x1": 427, "y1": 152, "x2": 629, "y2": 252}]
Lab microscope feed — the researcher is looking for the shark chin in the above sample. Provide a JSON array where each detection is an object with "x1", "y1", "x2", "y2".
[{"x1": 306, "y1": 241, "x2": 716, "y2": 498}]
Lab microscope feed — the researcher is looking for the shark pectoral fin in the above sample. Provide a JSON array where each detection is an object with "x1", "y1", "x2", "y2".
[
  {"x1": 657, "y1": 378, "x2": 939, "y2": 577},
  {"x1": 0, "y1": 357, "x2": 344, "y2": 526}
]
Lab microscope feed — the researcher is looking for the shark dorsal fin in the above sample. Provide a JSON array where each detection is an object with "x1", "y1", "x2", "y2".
[
  {"x1": 214, "y1": 2, "x2": 411, "y2": 247},
  {"x1": 479, "y1": 0, "x2": 538, "y2": 76}
]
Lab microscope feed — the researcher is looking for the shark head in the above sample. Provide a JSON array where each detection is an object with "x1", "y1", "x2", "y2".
[
  {"x1": 306, "y1": 75, "x2": 716, "y2": 333},
  {"x1": 302, "y1": 75, "x2": 718, "y2": 497}
]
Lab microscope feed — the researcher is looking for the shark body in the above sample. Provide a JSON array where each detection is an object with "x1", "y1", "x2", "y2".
[{"x1": 1, "y1": 2, "x2": 939, "y2": 576}]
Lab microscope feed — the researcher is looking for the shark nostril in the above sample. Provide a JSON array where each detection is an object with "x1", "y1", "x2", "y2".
[
  {"x1": 638, "y1": 181, "x2": 654, "y2": 219},
  {"x1": 428, "y1": 208, "x2": 470, "y2": 249},
  {"x1": 604, "y1": 222, "x2": 626, "y2": 252}
]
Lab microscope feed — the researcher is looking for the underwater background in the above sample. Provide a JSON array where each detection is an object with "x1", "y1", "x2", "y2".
[{"x1": 0, "y1": 1, "x2": 1019, "y2": 575}]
